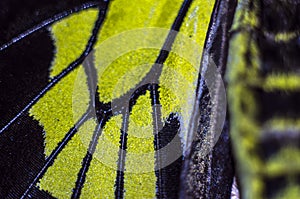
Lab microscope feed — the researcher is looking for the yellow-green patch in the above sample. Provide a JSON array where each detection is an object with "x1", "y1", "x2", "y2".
[
  {"x1": 265, "y1": 147, "x2": 300, "y2": 177},
  {"x1": 275, "y1": 185, "x2": 300, "y2": 199},
  {"x1": 231, "y1": 0, "x2": 259, "y2": 31},
  {"x1": 94, "y1": 0, "x2": 183, "y2": 103},
  {"x1": 30, "y1": 0, "x2": 217, "y2": 197},
  {"x1": 81, "y1": 115, "x2": 122, "y2": 198},
  {"x1": 124, "y1": 91, "x2": 156, "y2": 198},
  {"x1": 30, "y1": 9, "x2": 97, "y2": 157},
  {"x1": 160, "y1": 0, "x2": 215, "y2": 145},
  {"x1": 264, "y1": 31, "x2": 300, "y2": 42},
  {"x1": 227, "y1": 1, "x2": 300, "y2": 199},
  {"x1": 226, "y1": 8, "x2": 263, "y2": 198},
  {"x1": 263, "y1": 74, "x2": 300, "y2": 91},
  {"x1": 263, "y1": 118, "x2": 300, "y2": 132},
  {"x1": 38, "y1": 119, "x2": 96, "y2": 198},
  {"x1": 50, "y1": 10, "x2": 98, "y2": 77}
]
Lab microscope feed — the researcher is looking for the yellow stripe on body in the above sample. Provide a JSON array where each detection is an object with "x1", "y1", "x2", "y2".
[
  {"x1": 264, "y1": 147, "x2": 300, "y2": 177},
  {"x1": 269, "y1": 147, "x2": 300, "y2": 199},
  {"x1": 231, "y1": 0, "x2": 258, "y2": 31},
  {"x1": 227, "y1": 33, "x2": 264, "y2": 199},
  {"x1": 227, "y1": 1, "x2": 300, "y2": 199},
  {"x1": 264, "y1": 30, "x2": 300, "y2": 42},
  {"x1": 264, "y1": 118, "x2": 300, "y2": 132},
  {"x1": 263, "y1": 74, "x2": 300, "y2": 91},
  {"x1": 274, "y1": 185, "x2": 300, "y2": 199},
  {"x1": 226, "y1": 1, "x2": 263, "y2": 197}
]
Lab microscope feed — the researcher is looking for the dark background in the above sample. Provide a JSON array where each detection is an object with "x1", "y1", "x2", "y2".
[{"x1": 0, "y1": 1, "x2": 94, "y2": 197}]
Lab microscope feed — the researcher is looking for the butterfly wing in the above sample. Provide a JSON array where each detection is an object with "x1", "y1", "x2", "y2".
[{"x1": 0, "y1": 0, "x2": 236, "y2": 198}]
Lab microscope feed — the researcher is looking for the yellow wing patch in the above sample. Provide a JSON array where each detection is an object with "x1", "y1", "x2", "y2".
[
  {"x1": 29, "y1": 0, "x2": 216, "y2": 198},
  {"x1": 81, "y1": 115, "x2": 122, "y2": 199},
  {"x1": 38, "y1": 119, "x2": 96, "y2": 198},
  {"x1": 30, "y1": 9, "x2": 98, "y2": 156},
  {"x1": 125, "y1": 91, "x2": 156, "y2": 198},
  {"x1": 160, "y1": 0, "x2": 215, "y2": 144}
]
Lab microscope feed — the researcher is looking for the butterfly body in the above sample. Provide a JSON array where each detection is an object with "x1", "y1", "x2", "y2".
[{"x1": 227, "y1": 0, "x2": 300, "y2": 198}]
